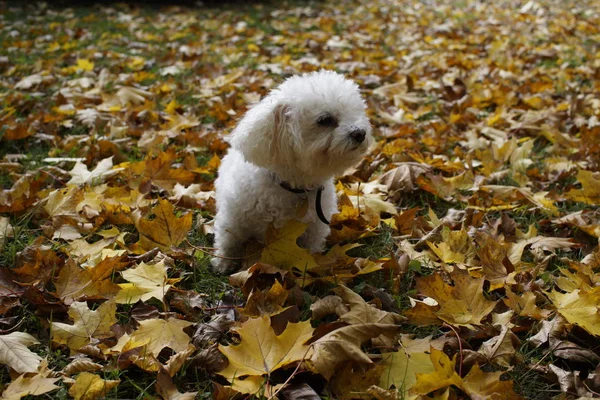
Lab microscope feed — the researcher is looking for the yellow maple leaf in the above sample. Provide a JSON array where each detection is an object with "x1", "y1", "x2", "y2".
[
  {"x1": 379, "y1": 336, "x2": 435, "y2": 399},
  {"x1": 164, "y1": 99, "x2": 180, "y2": 115},
  {"x1": 123, "y1": 318, "x2": 193, "y2": 357},
  {"x1": 547, "y1": 289, "x2": 600, "y2": 336},
  {"x1": 115, "y1": 260, "x2": 176, "y2": 304},
  {"x1": 76, "y1": 59, "x2": 94, "y2": 72},
  {"x1": 260, "y1": 220, "x2": 318, "y2": 272},
  {"x1": 51, "y1": 300, "x2": 116, "y2": 354},
  {"x1": 411, "y1": 348, "x2": 462, "y2": 395},
  {"x1": 132, "y1": 199, "x2": 192, "y2": 254},
  {"x1": 503, "y1": 287, "x2": 550, "y2": 319},
  {"x1": 461, "y1": 364, "x2": 522, "y2": 399},
  {"x1": 411, "y1": 270, "x2": 497, "y2": 328},
  {"x1": 218, "y1": 316, "x2": 314, "y2": 393},
  {"x1": 68, "y1": 372, "x2": 119, "y2": 400},
  {"x1": 566, "y1": 170, "x2": 600, "y2": 205},
  {"x1": 427, "y1": 227, "x2": 474, "y2": 265}
]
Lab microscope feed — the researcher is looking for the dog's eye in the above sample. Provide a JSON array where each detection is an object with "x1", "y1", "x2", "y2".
[{"x1": 316, "y1": 114, "x2": 338, "y2": 128}]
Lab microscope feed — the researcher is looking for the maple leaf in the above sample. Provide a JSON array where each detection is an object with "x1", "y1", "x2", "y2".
[
  {"x1": 132, "y1": 199, "x2": 192, "y2": 254},
  {"x1": 427, "y1": 227, "x2": 474, "y2": 265},
  {"x1": 124, "y1": 318, "x2": 193, "y2": 357},
  {"x1": 503, "y1": 287, "x2": 550, "y2": 320},
  {"x1": 566, "y1": 170, "x2": 600, "y2": 205},
  {"x1": 0, "y1": 332, "x2": 42, "y2": 373},
  {"x1": 218, "y1": 316, "x2": 314, "y2": 393},
  {"x1": 335, "y1": 285, "x2": 403, "y2": 346},
  {"x1": 259, "y1": 220, "x2": 318, "y2": 272},
  {"x1": 309, "y1": 323, "x2": 400, "y2": 381},
  {"x1": 243, "y1": 280, "x2": 289, "y2": 317},
  {"x1": 68, "y1": 372, "x2": 119, "y2": 400},
  {"x1": 54, "y1": 256, "x2": 128, "y2": 304},
  {"x1": 407, "y1": 270, "x2": 497, "y2": 328},
  {"x1": 0, "y1": 361, "x2": 60, "y2": 400},
  {"x1": 410, "y1": 348, "x2": 462, "y2": 396},
  {"x1": 547, "y1": 289, "x2": 600, "y2": 336},
  {"x1": 378, "y1": 336, "x2": 435, "y2": 399},
  {"x1": 411, "y1": 348, "x2": 522, "y2": 399},
  {"x1": 115, "y1": 260, "x2": 175, "y2": 304},
  {"x1": 461, "y1": 364, "x2": 523, "y2": 400},
  {"x1": 477, "y1": 325, "x2": 521, "y2": 368},
  {"x1": 51, "y1": 299, "x2": 117, "y2": 353},
  {"x1": 127, "y1": 149, "x2": 195, "y2": 191},
  {"x1": 68, "y1": 157, "x2": 124, "y2": 186}
]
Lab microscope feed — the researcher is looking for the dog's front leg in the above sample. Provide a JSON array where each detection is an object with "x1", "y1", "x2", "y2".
[{"x1": 211, "y1": 228, "x2": 245, "y2": 274}]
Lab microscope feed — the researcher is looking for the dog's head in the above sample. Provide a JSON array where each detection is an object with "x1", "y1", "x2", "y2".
[{"x1": 229, "y1": 70, "x2": 373, "y2": 187}]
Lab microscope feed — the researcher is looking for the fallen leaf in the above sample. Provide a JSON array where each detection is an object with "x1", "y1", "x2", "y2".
[
  {"x1": 115, "y1": 260, "x2": 174, "y2": 304},
  {"x1": 68, "y1": 372, "x2": 119, "y2": 400},
  {"x1": 124, "y1": 318, "x2": 193, "y2": 357},
  {"x1": 51, "y1": 299, "x2": 117, "y2": 353},
  {"x1": 132, "y1": 199, "x2": 192, "y2": 254},
  {"x1": 218, "y1": 316, "x2": 314, "y2": 393},
  {"x1": 0, "y1": 332, "x2": 42, "y2": 373}
]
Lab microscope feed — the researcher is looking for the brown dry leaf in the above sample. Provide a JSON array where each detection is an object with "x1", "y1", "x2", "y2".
[
  {"x1": 62, "y1": 358, "x2": 103, "y2": 376},
  {"x1": 54, "y1": 256, "x2": 128, "y2": 304},
  {"x1": 128, "y1": 150, "x2": 195, "y2": 191},
  {"x1": 218, "y1": 316, "x2": 314, "y2": 393},
  {"x1": 310, "y1": 295, "x2": 348, "y2": 320},
  {"x1": 68, "y1": 372, "x2": 120, "y2": 400},
  {"x1": 378, "y1": 162, "x2": 431, "y2": 195},
  {"x1": 156, "y1": 367, "x2": 197, "y2": 400},
  {"x1": 309, "y1": 323, "x2": 400, "y2": 380},
  {"x1": 132, "y1": 199, "x2": 192, "y2": 254},
  {"x1": 336, "y1": 285, "x2": 403, "y2": 325},
  {"x1": 243, "y1": 280, "x2": 290, "y2": 317},
  {"x1": 477, "y1": 326, "x2": 521, "y2": 368},
  {"x1": 51, "y1": 299, "x2": 117, "y2": 354}
]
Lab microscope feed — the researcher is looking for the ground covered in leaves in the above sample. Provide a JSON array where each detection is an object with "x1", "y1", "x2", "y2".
[{"x1": 1, "y1": 0, "x2": 600, "y2": 399}]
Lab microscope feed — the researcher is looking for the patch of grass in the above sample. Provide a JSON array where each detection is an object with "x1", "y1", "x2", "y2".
[
  {"x1": 0, "y1": 214, "x2": 39, "y2": 268},
  {"x1": 347, "y1": 223, "x2": 395, "y2": 259},
  {"x1": 184, "y1": 221, "x2": 234, "y2": 305},
  {"x1": 510, "y1": 343, "x2": 561, "y2": 400}
]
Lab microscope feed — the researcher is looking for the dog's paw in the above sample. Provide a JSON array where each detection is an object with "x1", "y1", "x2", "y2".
[{"x1": 210, "y1": 257, "x2": 239, "y2": 275}]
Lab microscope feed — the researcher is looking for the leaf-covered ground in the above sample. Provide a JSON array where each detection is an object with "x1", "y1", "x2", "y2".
[{"x1": 1, "y1": 0, "x2": 599, "y2": 399}]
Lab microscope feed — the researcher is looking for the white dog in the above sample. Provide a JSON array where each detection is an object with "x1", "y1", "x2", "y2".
[{"x1": 210, "y1": 70, "x2": 373, "y2": 274}]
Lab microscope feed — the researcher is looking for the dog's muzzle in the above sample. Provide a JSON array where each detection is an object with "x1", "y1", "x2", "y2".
[{"x1": 348, "y1": 128, "x2": 366, "y2": 144}]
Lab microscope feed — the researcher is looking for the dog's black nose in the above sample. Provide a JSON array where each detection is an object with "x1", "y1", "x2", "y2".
[{"x1": 348, "y1": 128, "x2": 366, "y2": 143}]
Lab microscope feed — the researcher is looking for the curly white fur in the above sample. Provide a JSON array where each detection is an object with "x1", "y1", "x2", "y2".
[{"x1": 211, "y1": 70, "x2": 373, "y2": 274}]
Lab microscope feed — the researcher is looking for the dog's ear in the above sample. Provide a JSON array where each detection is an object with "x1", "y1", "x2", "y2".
[{"x1": 229, "y1": 99, "x2": 291, "y2": 169}]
